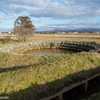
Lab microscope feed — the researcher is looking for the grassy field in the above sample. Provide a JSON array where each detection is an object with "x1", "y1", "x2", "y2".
[
  {"x1": 0, "y1": 33, "x2": 100, "y2": 43},
  {"x1": 0, "y1": 33, "x2": 100, "y2": 100}
]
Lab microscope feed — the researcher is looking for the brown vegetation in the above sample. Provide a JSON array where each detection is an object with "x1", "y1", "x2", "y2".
[{"x1": 0, "y1": 33, "x2": 100, "y2": 100}]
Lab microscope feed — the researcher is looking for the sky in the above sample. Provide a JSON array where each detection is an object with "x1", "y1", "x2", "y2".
[{"x1": 0, "y1": 0, "x2": 100, "y2": 32}]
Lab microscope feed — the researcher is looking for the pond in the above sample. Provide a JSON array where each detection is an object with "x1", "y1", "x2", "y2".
[{"x1": 23, "y1": 49, "x2": 77, "y2": 56}]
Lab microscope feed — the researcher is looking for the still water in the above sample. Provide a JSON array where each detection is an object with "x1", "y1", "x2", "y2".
[{"x1": 23, "y1": 49, "x2": 77, "y2": 56}]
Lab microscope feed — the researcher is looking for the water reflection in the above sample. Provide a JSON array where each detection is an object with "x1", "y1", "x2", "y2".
[{"x1": 23, "y1": 49, "x2": 77, "y2": 56}]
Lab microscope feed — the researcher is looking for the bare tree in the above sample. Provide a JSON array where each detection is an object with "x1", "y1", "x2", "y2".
[
  {"x1": 13, "y1": 16, "x2": 35, "y2": 41},
  {"x1": 54, "y1": 29, "x2": 59, "y2": 33}
]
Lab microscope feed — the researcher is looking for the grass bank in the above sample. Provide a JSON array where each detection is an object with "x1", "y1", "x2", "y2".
[
  {"x1": 0, "y1": 51, "x2": 100, "y2": 100},
  {"x1": 0, "y1": 34, "x2": 100, "y2": 99}
]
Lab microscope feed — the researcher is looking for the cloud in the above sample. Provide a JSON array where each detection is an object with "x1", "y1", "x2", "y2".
[
  {"x1": 0, "y1": 0, "x2": 100, "y2": 20},
  {"x1": 32, "y1": 18, "x2": 45, "y2": 24},
  {"x1": 0, "y1": 0, "x2": 50, "y2": 7},
  {"x1": 0, "y1": 14, "x2": 16, "y2": 21},
  {"x1": 29, "y1": 1, "x2": 100, "y2": 19},
  {"x1": 64, "y1": 0, "x2": 100, "y2": 6},
  {"x1": 4, "y1": 4, "x2": 29, "y2": 14},
  {"x1": 36, "y1": 19, "x2": 100, "y2": 31},
  {"x1": 29, "y1": 2, "x2": 76, "y2": 19},
  {"x1": 0, "y1": 0, "x2": 100, "y2": 31}
]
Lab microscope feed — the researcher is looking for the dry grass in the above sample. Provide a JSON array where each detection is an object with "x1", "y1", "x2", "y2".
[
  {"x1": 1, "y1": 33, "x2": 100, "y2": 43},
  {"x1": 0, "y1": 52, "x2": 100, "y2": 100},
  {"x1": 0, "y1": 33, "x2": 100, "y2": 100}
]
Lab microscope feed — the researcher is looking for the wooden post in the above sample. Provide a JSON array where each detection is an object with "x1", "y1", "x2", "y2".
[
  {"x1": 85, "y1": 81, "x2": 88, "y2": 91},
  {"x1": 80, "y1": 81, "x2": 88, "y2": 92},
  {"x1": 59, "y1": 93, "x2": 63, "y2": 100}
]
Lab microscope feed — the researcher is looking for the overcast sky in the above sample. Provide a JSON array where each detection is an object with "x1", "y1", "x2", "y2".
[{"x1": 0, "y1": 0, "x2": 100, "y2": 32}]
